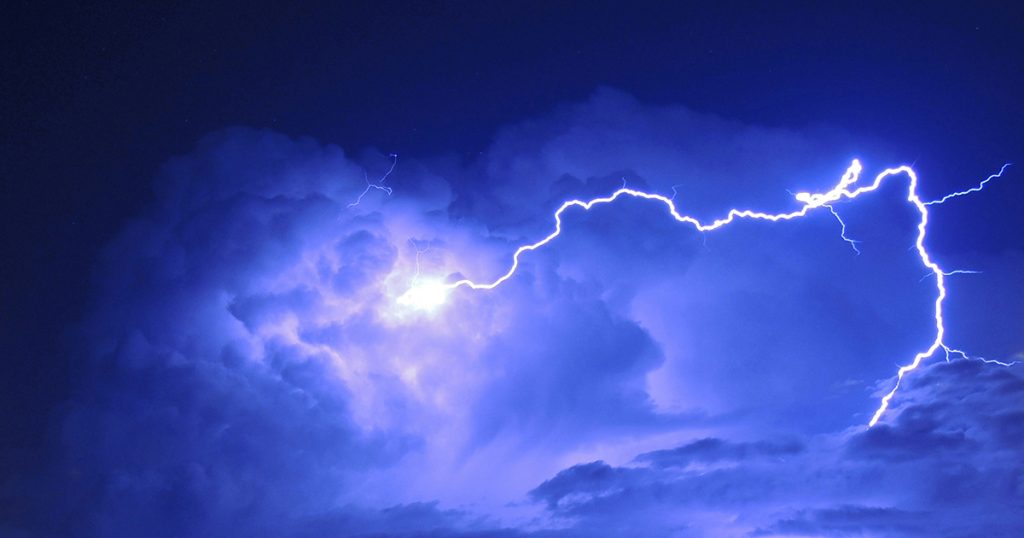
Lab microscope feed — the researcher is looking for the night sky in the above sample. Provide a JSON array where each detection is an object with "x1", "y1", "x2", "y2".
[{"x1": 3, "y1": 2, "x2": 1024, "y2": 536}]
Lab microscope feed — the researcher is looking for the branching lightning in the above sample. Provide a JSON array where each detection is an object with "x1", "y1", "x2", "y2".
[
  {"x1": 924, "y1": 163, "x2": 1011, "y2": 205},
  {"x1": 942, "y1": 345, "x2": 1020, "y2": 367},
  {"x1": 348, "y1": 153, "x2": 398, "y2": 208},
  {"x1": 919, "y1": 269, "x2": 982, "y2": 282},
  {"x1": 398, "y1": 160, "x2": 1013, "y2": 426}
]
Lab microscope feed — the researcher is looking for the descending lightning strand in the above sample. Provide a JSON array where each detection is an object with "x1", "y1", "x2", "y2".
[
  {"x1": 410, "y1": 239, "x2": 432, "y2": 284},
  {"x1": 424, "y1": 160, "x2": 1013, "y2": 427},
  {"x1": 824, "y1": 204, "x2": 861, "y2": 254}
]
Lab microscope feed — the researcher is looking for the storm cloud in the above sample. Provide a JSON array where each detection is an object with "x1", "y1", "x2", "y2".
[{"x1": 46, "y1": 90, "x2": 1024, "y2": 536}]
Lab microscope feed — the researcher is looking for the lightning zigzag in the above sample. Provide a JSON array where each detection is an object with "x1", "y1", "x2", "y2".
[{"x1": 414, "y1": 160, "x2": 1013, "y2": 426}]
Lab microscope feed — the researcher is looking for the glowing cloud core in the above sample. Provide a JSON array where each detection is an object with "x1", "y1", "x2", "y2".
[{"x1": 397, "y1": 278, "x2": 451, "y2": 312}]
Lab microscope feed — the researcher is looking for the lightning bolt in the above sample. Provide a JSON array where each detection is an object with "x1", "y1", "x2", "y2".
[
  {"x1": 348, "y1": 153, "x2": 398, "y2": 208},
  {"x1": 924, "y1": 163, "x2": 1011, "y2": 205},
  {"x1": 403, "y1": 160, "x2": 1012, "y2": 426},
  {"x1": 919, "y1": 269, "x2": 982, "y2": 282},
  {"x1": 942, "y1": 345, "x2": 1020, "y2": 367},
  {"x1": 824, "y1": 204, "x2": 861, "y2": 255},
  {"x1": 409, "y1": 238, "x2": 432, "y2": 283}
]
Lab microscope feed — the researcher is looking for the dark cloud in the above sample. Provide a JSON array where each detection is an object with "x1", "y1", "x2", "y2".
[
  {"x1": 635, "y1": 437, "x2": 804, "y2": 469},
  {"x1": 58, "y1": 338, "x2": 415, "y2": 537},
  {"x1": 845, "y1": 405, "x2": 974, "y2": 462},
  {"x1": 295, "y1": 502, "x2": 531, "y2": 538},
  {"x1": 751, "y1": 506, "x2": 927, "y2": 537},
  {"x1": 529, "y1": 461, "x2": 641, "y2": 511}
]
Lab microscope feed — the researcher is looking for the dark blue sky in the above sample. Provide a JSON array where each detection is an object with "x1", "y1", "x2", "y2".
[{"x1": 2, "y1": 2, "x2": 1023, "y2": 536}]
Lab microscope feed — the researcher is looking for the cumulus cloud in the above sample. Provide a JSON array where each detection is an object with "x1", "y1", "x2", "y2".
[
  {"x1": 528, "y1": 361, "x2": 1024, "y2": 537},
  {"x1": 48, "y1": 90, "x2": 1023, "y2": 536}
]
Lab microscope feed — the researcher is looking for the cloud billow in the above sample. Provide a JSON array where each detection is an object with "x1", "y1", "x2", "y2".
[
  {"x1": 530, "y1": 361, "x2": 1024, "y2": 537},
  {"x1": 49, "y1": 92, "x2": 1023, "y2": 536}
]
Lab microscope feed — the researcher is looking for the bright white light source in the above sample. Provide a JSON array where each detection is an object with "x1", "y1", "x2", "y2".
[{"x1": 397, "y1": 279, "x2": 450, "y2": 312}]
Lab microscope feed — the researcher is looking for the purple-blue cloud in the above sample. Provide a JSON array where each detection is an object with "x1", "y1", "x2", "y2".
[
  {"x1": 53, "y1": 90, "x2": 1023, "y2": 536},
  {"x1": 531, "y1": 361, "x2": 1024, "y2": 537}
]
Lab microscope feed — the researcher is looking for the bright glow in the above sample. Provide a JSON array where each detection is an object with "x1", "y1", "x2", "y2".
[
  {"x1": 397, "y1": 278, "x2": 450, "y2": 312},
  {"x1": 416, "y1": 160, "x2": 1013, "y2": 426}
]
